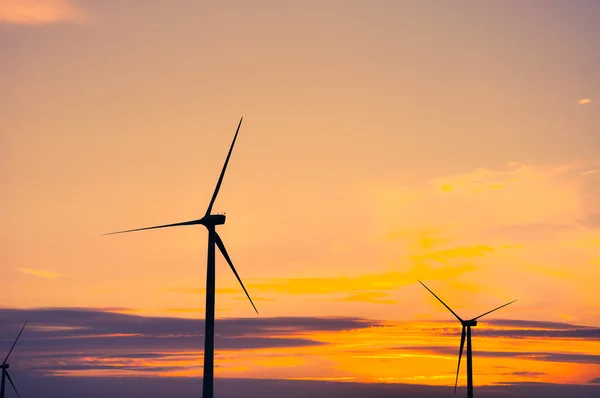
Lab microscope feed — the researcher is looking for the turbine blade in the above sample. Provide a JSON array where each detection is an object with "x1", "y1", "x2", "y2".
[
  {"x1": 418, "y1": 281, "x2": 463, "y2": 322},
  {"x1": 454, "y1": 326, "x2": 466, "y2": 395},
  {"x1": 3, "y1": 321, "x2": 27, "y2": 365},
  {"x1": 214, "y1": 232, "x2": 258, "y2": 314},
  {"x1": 6, "y1": 372, "x2": 21, "y2": 398},
  {"x1": 205, "y1": 117, "x2": 243, "y2": 216},
  {"x1": 473, "y1": 300, "x2": 517, "y2": 320},
  {"x1": 103, "y1": 219, "x2": 204, "y2": 236}
]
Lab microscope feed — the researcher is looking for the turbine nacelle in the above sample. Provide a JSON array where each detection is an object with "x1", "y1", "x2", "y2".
[
  {"x1": 0, "y1": 364, "x2": 8, "y2": 369},
  {"x1": 203, "y1": 214, "x2": 226, "y2": 226},
  {"x1": 462, "y1": 320, "x2": 478, "y2": 327}
]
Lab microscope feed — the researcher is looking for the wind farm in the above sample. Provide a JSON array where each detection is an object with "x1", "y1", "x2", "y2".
[
  {"x1": 2, "y1": 1, "x2": 600, "y2": 398},
  {"x1": 104, "y1": 118, "x2": 258, "y2": 398}
]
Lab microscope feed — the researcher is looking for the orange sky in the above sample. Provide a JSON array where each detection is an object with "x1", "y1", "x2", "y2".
[{"x1": 1, "y1": 0, "x2": 599, "y2": 389}]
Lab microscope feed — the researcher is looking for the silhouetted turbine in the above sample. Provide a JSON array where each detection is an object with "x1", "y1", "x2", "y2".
[
  {"x1": 418, "y1": 281, "x2": 515, "y2": 398},
  {"x1": 105, "y1": 118, "x2": 257, "y2": 398},
  {"x1": 1, "y1": 321, "x2": 27, "y2": 398}
]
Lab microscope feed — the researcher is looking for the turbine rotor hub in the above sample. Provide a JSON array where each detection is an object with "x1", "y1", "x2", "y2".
[{"x1": 0, "y1": 364, "x2": 8, "y2": 369}]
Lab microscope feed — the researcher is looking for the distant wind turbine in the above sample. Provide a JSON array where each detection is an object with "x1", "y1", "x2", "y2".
[
  {"x1": 418, "y1": 281, "x2": 516, "y2": 398},
  {"x1": 1, "y1": 321, "x2": 27, "y2": 398},
  {"x1": 105, "y1": 118, "x2": 258, "y2": 398}
]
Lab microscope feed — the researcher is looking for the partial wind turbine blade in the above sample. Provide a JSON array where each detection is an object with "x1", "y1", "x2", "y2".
[
  {"x1": 454, "y1": 326, "x2": 466, "y2": 395},
  {"x1": 104, "y1": 219, "x2": 204, "y2": 236},
  {"x1": 418, "y1": 281, "x2": 463, "y2": 322},
  {"x1": 473, "y1": 300, "x2": 517, "y2": 320},
  {"x1": 3, "y1": 321, "x2": 27, "y2": 365},
  {"x1": 214, "y1": 232, "x2": 258, "y2": 314},
  {"x1": 205, "y1": 117, "x2": 243, "y2": 216},
  {"x1": 6, "y1": 372, "x2": 21, "y2": 398}
]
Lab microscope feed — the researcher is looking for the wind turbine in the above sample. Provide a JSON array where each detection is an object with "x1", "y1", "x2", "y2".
[
  {"x1": 1, "y1": 321, "x2": 27, "y2": 398},
  {"x1": 418, "y1": 281, "x2": 515, "y2": 398},
  {"x1": 105, "y1": 117, "x2": 258, "y2": 398}
]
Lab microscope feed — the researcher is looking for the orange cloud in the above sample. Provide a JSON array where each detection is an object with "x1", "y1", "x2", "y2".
[
  {"x1": 0, "y1": 0, "x2": 84, "y2": 25},
  {"x1": 233, "y1": 296, "x2": 275, "y2": 302},
  {"x1": 163, "y1": 287, "x2": 241, "y2": 295},
  {"x1": 578, "y1": 98, "x2": 592, "y2": 105},
  {"x1": 411, "y1": 245, "x2": 495, "y2": 263},
  {"x1": 249, "y1": 263, "x2": 476, "y2": 295},
  {"x1": 15, "y1": 267, "x2": 65, "y2": 279},
  {"x1": 376, "y1": 164, "x2": 584, "y2": 235},
  {"x1": 331, "y1": 292, "x2": 397, "y2": 304}
]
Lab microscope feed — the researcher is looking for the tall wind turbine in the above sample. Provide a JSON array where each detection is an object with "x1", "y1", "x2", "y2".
[
  {"x1": 105, "y1": 118, "x2": 258, "y2": 398},
  {"x1": 418, "y1": 281, "x2": 515, "y2": 398},
  {"x1": 1, "y1": 321, "x2": 27, "y2": 398}
]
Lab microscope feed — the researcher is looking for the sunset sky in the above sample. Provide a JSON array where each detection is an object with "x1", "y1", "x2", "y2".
[{"x1": 1, "y1": 1, "x2": 599, "y2": 397}]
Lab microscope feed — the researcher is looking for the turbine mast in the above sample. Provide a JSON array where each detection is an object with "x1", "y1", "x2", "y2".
[
  {"x1": 466, "y1": 326, "x2": 474, "y2": 398},
  {"x1": 203, "y1": 226, "x2": 217, "y2": 398},
  {"x1": 1, "y1": 369, "x2": 5, "y2": 398}
]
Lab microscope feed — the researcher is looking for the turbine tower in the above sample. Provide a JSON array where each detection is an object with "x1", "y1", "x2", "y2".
[
  {"x1": 1, "y1": 321, "x2": 27, "y2": 398},
  {"x1": 418, "y1": 281, "x2": 515, "y2": 398},
  {"x1": 105, "y1": 118, "x2": 258, "y2": 398}
]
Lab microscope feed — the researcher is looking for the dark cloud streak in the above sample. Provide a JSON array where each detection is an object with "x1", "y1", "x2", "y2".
[
  {"x1": 394, "y1": 346, "x2": 600, "y2": 364},
  {"x1": 0, "y1": 308, "x2": 376, "y2": 374},
  {"x1": 483, "y1": 319, "x2": 599, "y2": 330}
]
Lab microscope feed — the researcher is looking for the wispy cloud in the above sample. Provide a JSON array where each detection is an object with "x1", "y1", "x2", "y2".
[
  {"x1": 408, "y1": 347, "x2": 600, "y2": 364},
  {"x1": 410, "y1": 245, "x2": 495, "y2": 263},
  {"x1": 2, "y1": 308, "x2": 598, "y2": 385},
  {"x1": 248, "y1": 263, "x2": 475, "y2": 295},
  {"x1": 510, "y1": 371, "x2": 547, "y2": 378},
  {"x1": 484, "y1": 319, "x2": 596, "y2": 330},
  {"x1": 163, "y1": 287, "x2": 241, "y2": 295},
  {"x1": 16, "y1": 268, "x2": 65, "y2": 279},
  {"x1": 578, "y1": 98, "x2": 592, "y2": 105},
  {"x1": 0, "y1": 0, "x2": 84, "y2": 25},
  {"x1": 331, "y1": 292, "x2": 397, "y2": 304}
]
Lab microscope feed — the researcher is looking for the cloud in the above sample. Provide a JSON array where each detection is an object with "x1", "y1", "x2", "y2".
[
  {"x1": 330, "y1": 292, "x2": 397, "y2": 304},
  {"x1": 163, "y1": 308, "x2": 206, "y2": 313},
  {"x1": 577, "y1": 212, "x2": 600, "y2": 228},
  {"x1": 396, "y1": 346, "x2": 600, "y2": 364},
  {"x1": 0, "y1": 308, "x2": 379, "y2": 336},
  {"x1": 487, "y1": 223, "x2": 573, "y2": 241},
  {"x1": 15, "y1": 268, "x2": 65, "y2": 279},
  {"x1": 578, "y1": 98, "x2": 592, "y2": 105},
  {"x1": 249, "y1": 263, "x2": 475, "y2": 295},
  {"x1": 2, "y1": 308, "x2": 599, "y2": 386},
  {"x1": 0, "y1": 308, "x2": 397, "y2": 379},
  {"x1": 378, "y1": 163, "x2": 585, "y2": 236},
  {"x1": 590, "y1": 377, "x2": 600, "y2": 384},
  {"x1": 232, "y1": 296, "x2": 275, "y2": 302},
  {"x1": 0, "y1": 0, "x2": 84, "y2": 25},
  {"x1": 483, "y1": 319, "x2": 596, "y2": 330},
  {"x1": 444, "y1": 327, "x2": 600, "y2": 339},
  {"x1": 510, "y1": 371, "x2": 547, "y2": 378},
  {"x1": 164, "y1": 287, "x2": 241, "y2": 295},
  {"x1": 410, "y1": 245, "x2": 495, "y2": 263},
  {"x1": 0, "y1": 308, "x2": 379, "y2": 372}
]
